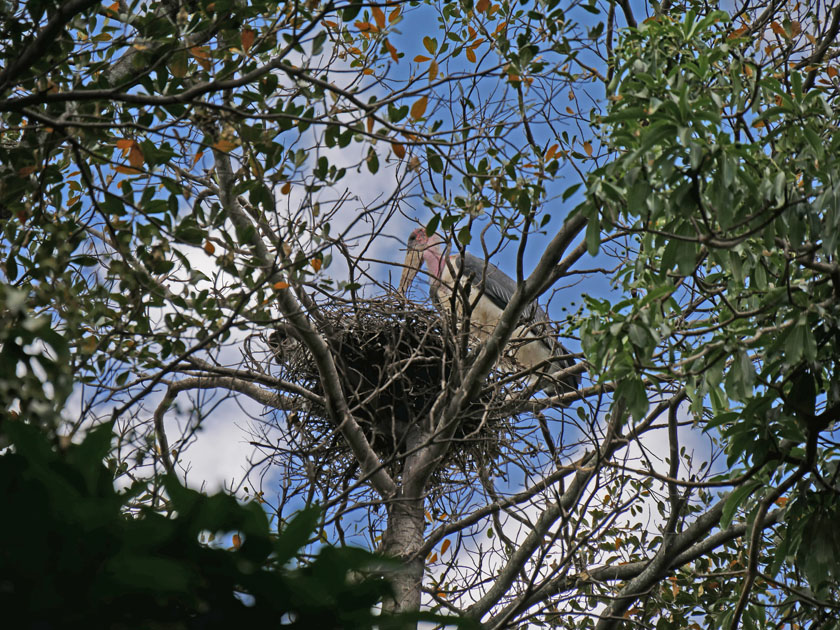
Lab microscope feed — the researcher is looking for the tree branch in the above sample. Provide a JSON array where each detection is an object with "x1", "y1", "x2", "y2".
[{"x1": 0, "y1": 0, "x2": 101, "y2": 91}]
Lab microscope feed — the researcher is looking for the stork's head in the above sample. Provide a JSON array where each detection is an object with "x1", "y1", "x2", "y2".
[{"x1": 398, "y1": 228, "x2": 443, "y2": 295}]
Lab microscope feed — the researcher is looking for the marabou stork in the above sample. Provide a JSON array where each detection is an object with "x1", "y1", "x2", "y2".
[{"x1": 398, "y1": 227, "x2": 580, "y2": 397}]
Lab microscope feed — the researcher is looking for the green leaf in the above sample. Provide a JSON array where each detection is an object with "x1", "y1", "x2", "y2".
[
  {"x1": 273, "y1": 505, "x2": 321, "y2": 566},
  {"x1": 366, "y1": 147, "x2": 379, "y2": 174},
  {"x1": 428, "y1": 149, "x2": 443, "y2": 173},
  {"x1": 721, "y1": 480, "x2": 761, "y2": 529},
  {"x1": 617, "y1": 376, "x2": 647, "y2": 422},
  {"x1": 342, "y1": 0, "x2": 362, "y2": 20},
  {"x1": 426, "y1": 214, "x2": 440, "y2": 236},
  {"x1": 585, "y1": 215, "x2": 600, "y2": 256},
  {"x1": 562, "y1": 183, "x2": 581, "y2": 202}
]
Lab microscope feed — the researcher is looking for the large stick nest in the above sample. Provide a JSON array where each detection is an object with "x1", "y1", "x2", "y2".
[{"x1": 265, "y1": 294, "x2": 523, "y2": 478}]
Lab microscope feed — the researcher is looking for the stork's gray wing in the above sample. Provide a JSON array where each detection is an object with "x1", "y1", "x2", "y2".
[
  {"x1": 458, "y1": 252, "x2": 578, "y2": 383},
  {"x1": 458, "y1": 252, "x2": 542, "y2": 320}
]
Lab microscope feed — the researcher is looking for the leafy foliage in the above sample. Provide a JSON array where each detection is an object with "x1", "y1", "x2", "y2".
[
  {"x1": 2, "y1": 0, "x2": 840, "y2": 629},
  {"x1": 580, "y1": 9, "x2": 840, "y2": 625},
  {"x1": 0, "y1": 418, "x2": 465, "y2": 629}
]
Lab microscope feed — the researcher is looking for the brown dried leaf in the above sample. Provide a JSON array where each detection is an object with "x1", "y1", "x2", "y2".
[
  {"x1": 410, "y1": 96, "x2": 428, "y2": 120},
  {"x1": 371, "y1": 6, "x2": 386, "y2": 30},
  {"x1": 241, "y1": 28, "x2": 256, "y2": 53},
  {"x1": 128, "y1": 144, "x2": 144, "y2": 167}
]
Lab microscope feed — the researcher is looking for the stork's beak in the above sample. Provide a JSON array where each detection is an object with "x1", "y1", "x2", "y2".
[{"x1": 398, "y1": 247, "x2": 423, "y2": 296}]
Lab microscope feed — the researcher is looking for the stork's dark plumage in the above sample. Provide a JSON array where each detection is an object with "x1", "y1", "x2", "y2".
[{"x1": 398, "y1": 228, "x2": 580, "y2": 396}]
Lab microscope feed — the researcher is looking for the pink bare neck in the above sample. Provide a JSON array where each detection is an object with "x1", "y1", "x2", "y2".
[{"x1": 422, "y1": 241, "x2": 446, "y2": 280}]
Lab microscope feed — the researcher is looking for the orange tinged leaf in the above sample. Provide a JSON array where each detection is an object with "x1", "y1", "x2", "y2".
[
  {"x1": 128, "y1": 144, "x2": 144, "y2": 168},
  {"x1": 466, "y1": 47, "x2": 476, "y2": 63},
  {"x1": 363, "y1": 68, "x2": 374, "y2": 75},
  {"x1": 169, "y1": 52, "x2": 188, "y2": 78},
  {"x1": 422, "y1": 36, "x2": 436, "y2": 54},
  {"x1": 410, "y1": 96, "x2": 428, "y2": 120},
  {"x1": 752, "y1": 119, "x2": 766, "y2": 128},
  {"x1": 212, "y1": 138, "x2": 237, "y2": 153},
  {"x1": 311, "y1": 258, "x2": 322, "y2": 271},
  {"x1": 545, "y1": 143, "x2": 559, "y2": 160},
  {"x1": 468, "y1": 25, "x2": 477, "y2": 39},
  {"x1": 232, "y1": 534, "x2": 242, "y2": 549},
  {"x1": 281, "y1": 182, "x2": 292, "y2": 194},
  {"x1": 392, "y1": 142, "x2": 406, "y2": 159},
  {"x1": 583, "y1": 140, "x2": 593, "y2": 156},
  {"x1": 428, "y1": 552, "x2": 438, "y2": 563},
  {"x1": 429, "y1": 59, "x2": 438, "y2": 80},
  {"x1": 385, "y1": 38, "x2": 398, "y2": 62},
  {"x1": 441, "y1": 539, "x2": 451, "y2": 554},
  {"x1": 273, "y1": 281, "x2": 290, "y2": 290},
  {"x1": 115, "y1": 165, "x2": 142, "y2": 175},
  {"x1": 414, "y1": 55, "x2": 431, "y2": 63},
  {"x1": 565, "y1": 106, "x2": 574, "y2": 114},
  {"x1": 770, "y1": 21, "x2": 788, "y2": 39},
  {"x1": 116, "y1": 138, "x2": 134, "y2": 150},
  {"x1": 17, "y1": 165, "x2": 38, "y2": 176},
  {"x1": 355, "y1": 20, "x2": 376, "y2": 32},
  {"x1": 322, "y1": 20, "x2": 338, "y2": 29},
  {"x1": 476, "y1": 0, "x2": 489, "y2": 12},
  {"x1": 828, "y1": 66, "x2": 838, "y2": 79},
  {"x1": 190, "y1": 46, "x2": 211, "y2": 70},
  {"x1": 192, "y1": 150, "x2": 204, "y2": 166},
  {"x1": 371, "y1": 6, "x2": 386, "y2": 30},
  {"x1": 241, "y1": 28, "x2": 256, "y2": 53},
  {"x1": 366, "y1": 116, "x2": 374, "y2": 133},
  {"x1": 389, "y1": 6, "x2": 401, "y2": 22},
  {"x1": 775, "y1": 496, "x2": 789, "y2": 506},
  {"x1": 728, "y1": 25, "x2": 748, "y2": 39},
  {"x1": 203, "y1": 241, "x2": 215, "y2": 255}
]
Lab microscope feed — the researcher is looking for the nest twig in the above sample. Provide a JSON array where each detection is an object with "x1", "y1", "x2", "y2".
[{"x1": 264, "y1": 294, "x2": 521, "y2": 481}]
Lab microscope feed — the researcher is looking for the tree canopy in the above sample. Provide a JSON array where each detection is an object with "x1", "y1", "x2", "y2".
[{"x1": 2, "y1": 0, "x2": 840, "y2": 628}]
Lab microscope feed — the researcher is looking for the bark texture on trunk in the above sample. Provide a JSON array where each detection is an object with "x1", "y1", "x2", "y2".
[
  {"x1": 381, "y1": 425, "x2": 429, "y2": 619},
  {"x1": 382, "y1": 495, "x2": 426, "y2": 613}
]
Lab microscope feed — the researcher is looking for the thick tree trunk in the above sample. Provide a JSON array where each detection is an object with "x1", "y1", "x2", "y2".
[
  {"x1": 381, "y1": 426, "x2": 428, "y2": 619},
  {"x1": 382, "y1": 495, "x2": 426, "y2": 612}
]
